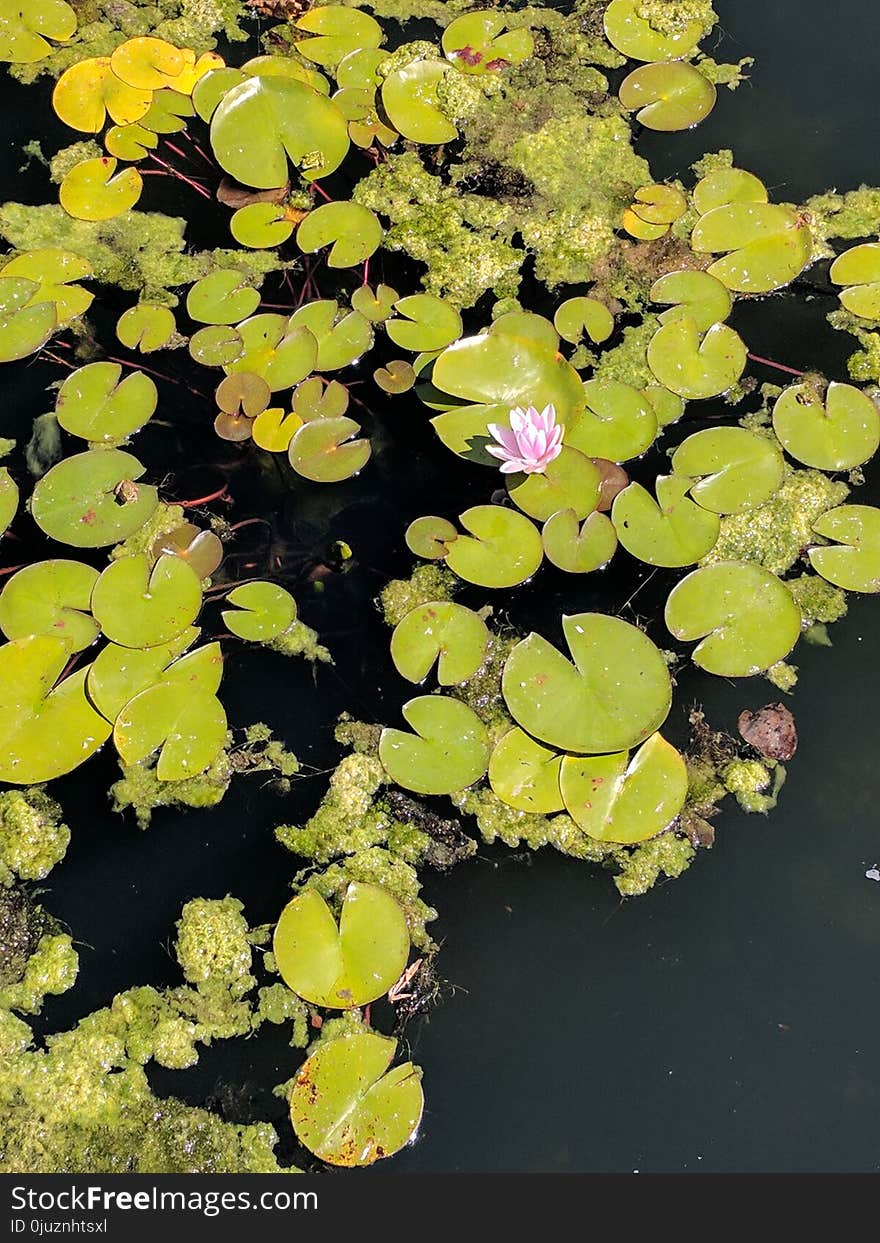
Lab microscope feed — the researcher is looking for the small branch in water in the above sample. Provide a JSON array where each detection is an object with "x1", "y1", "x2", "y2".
[
  {"x1": 747, "y1": 352, "x2": 806, "y2": 378},
  {"x1": 177, "y1": 484, "x2": 230, "y2": 508}
]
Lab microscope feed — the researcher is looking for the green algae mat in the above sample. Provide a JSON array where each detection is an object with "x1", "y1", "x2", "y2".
[{"x1": 0, "y1": 0, "x2": 879, "y2": 1173}]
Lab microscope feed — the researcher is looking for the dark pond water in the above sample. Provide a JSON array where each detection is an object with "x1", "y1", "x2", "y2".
[{"x1": 3, "y1": 0, "x2": 880, "y2": 1173}]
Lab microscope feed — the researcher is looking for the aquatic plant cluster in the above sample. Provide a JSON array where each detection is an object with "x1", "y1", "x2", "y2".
[{"x1": 1, "y1": 0, "x2": 880, "y2": 1171}]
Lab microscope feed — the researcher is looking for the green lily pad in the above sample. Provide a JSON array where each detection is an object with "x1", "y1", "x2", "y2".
[
  {"x1": 374, "y1": 360, "x2": 415, "y2": 394},
  {"x1": 691, "y1": 202, "x2": 812, "y2": 293},
  {"x1": 0, "y1": 0, "x2": 77, "y2": 64},
  {"x1": 336, "y1": 47, "x2": 386, "y2": 89},
  {"x1": 289, "y1": 416, "x2": 371, "y2": 482},
  {"x1": 351, "y1": 283, "x2": 398, "y2": 323},
  {"x1": 221, "y1": 581, "x2": 297, "y2": 641},
  {"x1": 59, "y1": 156, "x2": 142, "y2": 222},
  {"x1": 567, "y1": 379, "x2": 658, "y2": 462},
  {"x1": 113, "y1": 679, "x2": 227, "y2": 779},
  {"x1": 210, "y1": 75, "x2": 349, "y2": 187},
  {"x1": 619, "y1": 61, "x2": 716, "y2": 131},
  {"x1": 56, "y1": 362, "x2": 157, "y2": 444},
  {"x1": 502, "y1": 612, "x2": 672, "y2": 754},
  {"x1": 0, "y1": 468, "x2": 18, "y2": 536},
  {"x1": 643, "y1": 384, "x2": 685, "y2": 427},
  {"x1": 289, "y1": 1033, "x2": 423, "y2": 1168},
  {"x1": 612, "y1": 475, "x2": 720, "y2": 566},
  {"x1": 444, "y1": 505, "x2": 543, "y2": 587},
  {"x1": 405, "y1": 515, "x2": 458, "y2": 560},
  {"x1": 192, "y1": 66, "x2": 247, "y2": 122},
  {"x1": 671, "y1": 426, "x2": 784, "y2": 513},
  {"x1": 506, "y1": 446, "x2": 602, "y2": 521},
  {"x1": 224, "y1": 314, "x2": 317, "y2": 390},
  {"x1": 229, "y1": 203, "x2": 294, "y2": 249},
  {"x1": 289, "y1": 301, "x2": 373, "y2": 371},
  {"x1": 441, "y1": 12, "x2": 534, "y2": 74},
  {"x1": 553, "y1": 296, "x2": 614, "y2": 346},
  {"x1": 386, "y1": 294, "x2": 462, "y2": 353},
  {"x1": 692, "y1": 167, "x2": 767, "y2": 215},
  {"x1": 2, "y1": 249, "x2": 93, "y2": 325},
  {"x1": 251, "y1": 406, "x2": 303, "y2": 451},
  {"x1": 189, "y1": 324, "x2": 244, "y2": 367},
  {"x1": 31, "y1": 449, "x2": 158, "y2": 548},
  {"x1": 809, "y1": 505, "x2": 880, "y2": 592},
  {"x1": 138, "y1": 89, "x2": 195, "y2": 135},
  {"x1": 379, "y1": 695, "x2": 489, "y2": 795},
  {"x1": 603, "y1": 0, "x2": 703, "y2": 62},
  {"x1": 240, "y1": 54, "x2": 330, "y2": 95},
  {"x1": 381, "y1": 59, "x2": 457, "y2": 144},
  {"x1": 829, "y1": 243, "x2": 880, "y2": 319},
  {"x1": 772, "y1": 380, "x2": 880, "y2": 471},
  {"x1": 0, "y1": 276, "x2": 56, "y2": 362},
  {"x1": 647, "y1": 316, "x2": 747, "y2": 400},
  {"x1": 0, "y1": 636, "x2": 111, "y2": 784},
  {"x1": 621, "y1": 207, "x2": 669, "y2": 241},
  {"x1": 297, "y1": 202, "x2": 382, "y2": 268},
  {"x1": 665, "y1": 561, "x2": 802, "y2": 675},
  {"x1": 488, "y1": 726, "x2": 564, "y2": 814},
  {"x1": 0, "y1": 560, "x2": 99, "y2": 651},
  {"x1": 52, "y1": 55, "x2": 152, "y2": 132},
  {"x1": 86, "y1": 628, "x2": 199, "y2": 721},
  {"x1": 274, "y1": 882, "x2": 409, "y2": 1009},
  {"x1": 630, "y1": 183, "x2": 688, "y2": 225},
  {"x1": 186, "y1": 269, "x2": 261, "y2": 325},
  {"x1": 116, "y1": 303, "x2": 176, "y2": 352},
  {"x1": 294, "y1": 6, "x2": 382, "y2": 67},
  {"x1": 91, "y1": 553, "x2": 202, "y2": 648},
  {"x1": 541, "y1": 509, "x2": 618, "y2": 573},
  {"x1": 109, "y1": 36, "x2": 186, "y2": 90},
  {"x1": 104, "y1": 121, "x2": 158, "y2": 161},
  {"x1": 559, "y1": 733, "x2": 687, "y2": 844},
  {"x1": 650, "y1": 269, "x2": 732, "y2": 332},
  {"x1": 390, "y1": 601, "x2": 489, "y2": 685},
  {"x1": 293, "y1": 375, "x2": 350, "y2": 420}
]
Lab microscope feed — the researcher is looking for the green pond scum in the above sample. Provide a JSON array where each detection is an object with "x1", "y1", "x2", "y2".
[{"x1": 0, "y1": 0, "x2": 879, "y2": 1172}]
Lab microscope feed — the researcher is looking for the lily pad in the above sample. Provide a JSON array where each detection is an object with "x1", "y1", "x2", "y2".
[
  {"x1": 643, "y1": 384, "x2": 684, "y2": 427},
  {"x1": 501, "y1": 612, "x2": 672, "y2": 753},
  {"x1": 189, "y1": 324, "x2": 244, "y2": 367},
  {"x1": 693, "y1": 167, "x2": 767, "y2": 215},
  {"x1": 647, "y1": 316, "x2": 747, "y2": 400},
  {"x1": 31, "y1": 449, "x2": 158, "y2": 547},
  {"x1": 829, "y1": 243, "x2": 880, "y2": 319},
  {"x1": 59, "y1": 156, "x2": 142, "y2": 222},
  {"x1": 2, "y1": 249, "x2": 93, "y2": 325},
  {"x1": 670, "y1": 427, "x2": 784, "y2": 513},
  {"x1": 104, "y1": 121, "x2": 159, "y2": 161},
  {"x1": 630, "y1": 183, "x2": 688, "y2": 226},
  {"x1": 0, "y1": 468, "x2": 18, "y2": 536},
  {"x1": 0, "y1": 277, "x2": 56, "y2": 362},
  {"x1": 151, "y1": 525, "x2": 223, "y2": 581},
  {"x1": 665, "y1": 561, "x2": 802, "y2": 675},
  {"x1": 221, "y1": 581, "x2": 296, "y2": 641},
  {"x1": 0, "y1": 0, "x2": 77, "y2": 64},
  {"x1": 138, "y1": 88, "x2": 195, "y2": 135},
  {"x1": 86, "y1": 628, "x2": 199, "y2": 721},
  {"x1": 274, "y1": 882, "x2": 409, "y2": 1009},
  {"x1": 293, "y1": 375, "x2": 350, "y2": 420},
  {"x1": 391, "y1": 601, "x2": 489, "y2": 685},
  {"x1": 289, "y1": 416, "x2": 371, "y2": 483},
  {"x1": 294, "y1": 6, "x2": 382, "y2": 67},
  {"x1": 506, "y1": 446, "x2": 602, "y2": 521},
  {"x1": 289, "y1": 1032, "x2": 423, "y2": 1168},
  {"x1": 621, "y1": 208, "x2": 668, "y2": 241},
  {"x1": 251, "y1": 406, "x2": 303, "y2": 451},
  {"x1": 216, "y1": 372, "x2": 270, "y2": 418},
  {"x1": 0, "y1": 560, "x2": 99, "y2": 650},
  {"x1": 335, "y1": 47, "x2": 386, "y2": 89},
  {"x1": 0, "y1": 636, "x2": 111, "y2": 784},
  {"x1": 650, "y1": 269, "x2": 732, "y2": 332},
  {"x1": 567, "y1": 379, "x2": 658, "y2": 462},
  {"x1": 230, "y1": 203, "x2": 294, "y2": 249},
  {"x1": 192, "y1": 66, "x2": 247, "y2": 122},
  {"x1": 113, "y1": 679, "x2": 227, "y2": 779},
  {"x1": 351, "y1": 283, "x2": 398, "y2": 323},
  {"x1": 441, "y1": 12, "x2": 534, "y2": 74},
  {"x1": 603, "y1": 0, "x2": 703, "y2": 62},
  {"x1": 386, "y1": 294, "x2": 462, "y2": 353},
  {"x1": 691, "y1": 202, "x2": 812, "y2": 293},
  {"x1": 210, "y1": 75, "x2": 349, "y2": 187},
  {"x1": 374, "y1": 360, "x2": 415, "y2": 394},
  {"x1": 297, "y1": 202, "x2": 382, "y2": 268},
  {"x1": 809, "y1": 505, "x2": 880, "y2": 592},
  {"x1": 52, "y1": 56, "x2": 151, "y2": 132},
  {"x1": 444, "y1": 505, "x2": 543, "y2": 587},
  {"x1": 488, "y1": 726, "x2": 564, "y2": 814},
  {"x1": 541, "y1": 509, "x2": 618, "y2": 573},
  {"x1": 619, "y1": 61, "x2": 716, "y2": 131},
  {"x1": 379, "y1": 695, "x2": 489, "y2": 795},
  {"x1": 553, "y1": 296, "x2": 614, "y2": 346},
  {"x1": 612, "y1": 475, "x2": 720, "y2": 566},
  {"x1": 381, "y1": 60, "x2": 457, "y2": 144},
  {"x1": 772, "y1": 381, "x2": 880, "y2": 471},
  {"x1": 90, "y1": 553, "x2": 202, "y2": 648},
  {"x1": 186, "y1": 269, "x2": 260, "y2": 325},
  {"x1": 405, "y1": 515, "x2": 458, "y2": 560},
  {"x1": 289, "y1": 301, "x2": 373, "y2": 371},
  {"x1": 559, "y1": 733, "x2": 687, "y2": 843},
  {"x1": 224, "y1": 314, "x2": 317, "y2": 390},
  {"x1": 115, "y1": 303, "x2": 176, "y2": 353},
  {"x1": 109, "y1": 36, "x2": 186, "y2": 90}
]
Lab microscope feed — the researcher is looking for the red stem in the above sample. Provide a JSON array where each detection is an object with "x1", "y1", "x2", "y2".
[
  {"x1": 177, "y1": 484, "x2": 230, "y2": 508},
  {"x1": 309, "y1": 181, "x2": 334, "y2": 203},
  {"x1": 747, "y1": 352, "x2": 807, "y2": 378},
  {"x1": 148, "y1": 153, "x2": 212, "y2": 199},
  {"x1": 0, "y1": 563, "x2": 27, "y2": 577}
]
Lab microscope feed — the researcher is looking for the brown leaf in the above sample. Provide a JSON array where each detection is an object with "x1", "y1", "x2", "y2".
[
  {"x1": 737, "y1": 703, "x2": 798, "y2": 761},
  {"x1": 217, "y1": 177, "x2": 290, "y2": 209},
  {"x1": 593, "y1": 458, "x2": 629, "y2": 511}
]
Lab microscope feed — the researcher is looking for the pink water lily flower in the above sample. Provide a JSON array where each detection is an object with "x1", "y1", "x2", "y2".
[{"x1": 487, "y1": 404, "x2": 564, "y2": 474}]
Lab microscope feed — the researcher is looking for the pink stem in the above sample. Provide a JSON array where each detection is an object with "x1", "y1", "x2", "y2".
[{"x1": 747, "y1": 352, "x2": 807, "y2": 378}]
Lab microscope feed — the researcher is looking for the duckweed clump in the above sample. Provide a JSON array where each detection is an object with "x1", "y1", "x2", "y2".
[{"x1": 0, "y1": 788, "x2": 70, "y2": 883}]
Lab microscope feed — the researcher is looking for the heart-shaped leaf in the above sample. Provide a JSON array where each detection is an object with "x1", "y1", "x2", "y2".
[
  {"x1": 289, "y1": 301, "x2": 373, "y2": 371},
  {"x1": 31, "y1": 449, "x2": 158, "y2": 547},
  {"x1": 441, "y1": 12, "x2": 534, "y2": 74},
  {"x1": 294, "y1": 6, "x2": 382, "y2": 67},
  {"x1": 216, "y1": 371, "x2": 270, "y2": 417},
  {"x1": 53, "y1": 56, "x2": 152, "y2": 131},
  {"x1": 502, "y1": 613, "x2": 672, "y2": 753},
  {"x1": 630, "y1": 183, "x2": 688, "y2": 226},
  {"x1": 809, "y1": 504, "x2": 880, "y2": 592},
  {"x1": 104, "y1": 121, "x2": 159, "y2": 161},
  {"x1": 665, "y1": 561, "x2": 802, "y2": 675},
  {"x1": 186, "y1": 269, "x2": 261, "y2": 325},
  {"x1": 553, "y1": 296, "x2": 614, "y2": 345},
  {"x1": 55, "y1": 362, "x2": 157, "y2": 443},
  {"x1": 86, "y1": 628, "x2": 199, "y2": 721},
  {"x1": 222, "y1": 581, "x2": 297, "y2": 641},
  {"x1": 647, "y1": 316, "x2": 747, "y2": 400},
  {"x1": 297, "y1": 202, "x2": 382, "y2": 268},
  {"x1": 612, "y1": 475, "x2": 720, "y2": 566},
  {"x1": 139, "y1": 89, "x2": 196, "y2": 135},
  {"x1": 109, "y1": 36, "x2": 186, "y2": 90},
  {"x1": 91, "y1": 553, "x2": 202, "y2": 648},
  {"x1": 59, "y1": 156, "x2": 142, "y2": 221},
  {"x1": 0, "y1": 636, "x2": 111, "y2": 783},
  {"x1": 352, "y1": 283, "x2": 399, "y2": 323},
  {"x1": 113, "y1": 679, "x2": 227, "y2": 779},
  {"x1": 289, "y1": 1032, "x2": 423, "y2": 1168},
  {"x1": 603, "y1": 0, "x2": 703, "y2": 61},
  {"x1": 374, "y1": 360, "x2": 415, "y2": 393},
  {"x1": 444, "y1": 505, "x2": 543, "y2": 587},
  {"x1": 693, "y1": 167, "x2": 767, "y2": 215},
  {"x1": 691, "y1": 202, "x2": 812, "y2": 293},
  {"x1": 567, "y1": 379, "x2": 658, "y2": 462},
  {"x1": 386, "y1": 294, "x2": 462, "y2": 353},
  {"x1": 224, "y1": 314, "x2": 317, "y2": 390},
  {"x1": 772, "y1": 381, "x2": 880, "y2": 471},
  {"x1": 391, "y1": 601, "x2": 489, "y2": 685},
  {"x1": 2, "y1": 249, "x2": 93, "y2": 325},
  {"x1": 379, "y1": 695, "x2": 490, "y2": 795},
  {"x1": 289, "y1": 416, "x2": 371, "y2": 482},
  {"x1": 152, "y1": 525, "x2": 224, "y2": 581},
  {"x1": 381, "y1": 60, "x2": 457, "y2": 144},
  {"x1": 274, "y1": 882, "x2": 409, "y2": 1009},
  {"x1": 671, "y1": 426, "x2": 785, "y2": 513},
  {"x1": 829, "y1": 243, "x2": 880, "y2": 319},
  {"x1": 189, "y1": 324, "x2": 244, "y2": 366},
  {"x1": 619, "y1": 61, "x2": 716, "y2": 131},
  {"x1": 0, "y1": 560, "x2": 99, "y2": 651},
  {"x1": 559, "y1": 733, "x2": 687, "y2": 843},
  {"x1": 293, "y1": 376, "x2": 350, "y2": 420},
  {"x1": 230, "y1": 203, "x2": 294, "y2": 249},
  {"x1": 506, "y1": 446, "x2": 602, "y2": 521},
  {"x1": 541, "y1": 509, "x2": 618, "y2": 573},
  {"x1": 650, "y1": 269, "x2": 732, "y2": 332},
  {"x1": 116, "y1": 303, "x2": 176, "y2": 352},
  {"x1": 0, "y1": 0, "x2": 77, "y2": 64},
  {"x1": 405, "y1": 515, "x2": 458, "y2": 560},
  {"x1": 251, "y1": 406, "x2": 303, "y2": 451},
  {"x1": 488, "y1": 726, "x2": 564, "y2": 814},
  {"x1": 0, "y1": 276, "x2": 56, "y2": 362}
]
